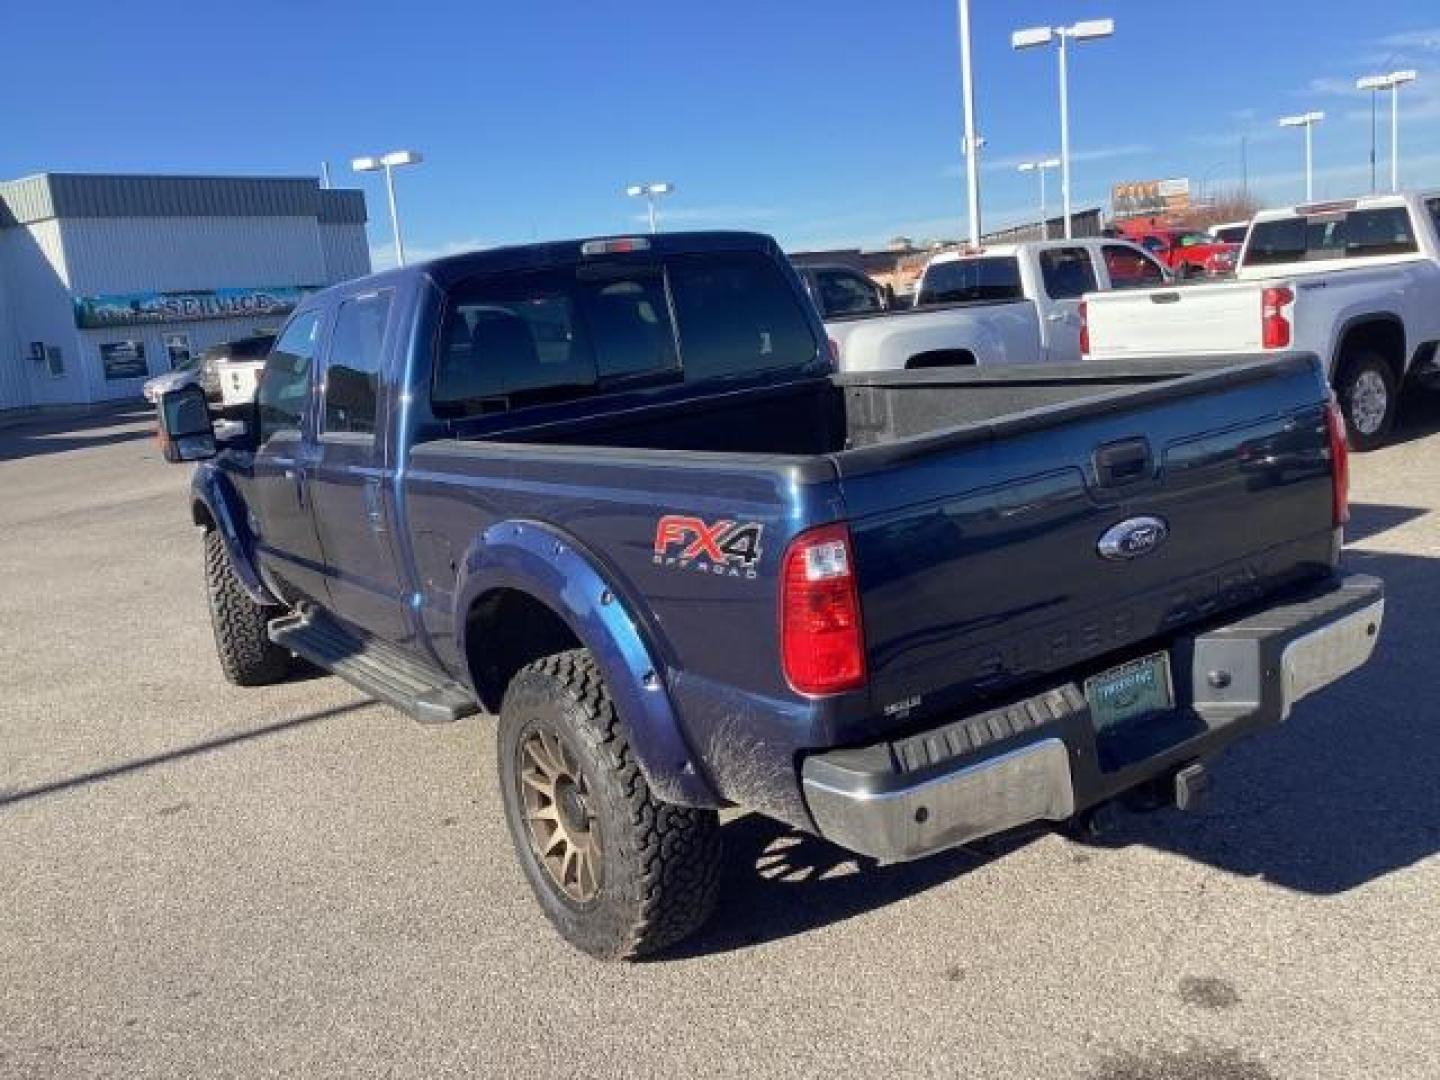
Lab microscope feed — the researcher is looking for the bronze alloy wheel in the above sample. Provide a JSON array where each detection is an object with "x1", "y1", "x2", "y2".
[{"x1": 518, "y1": 727, "x2": 603, "y2": 904}]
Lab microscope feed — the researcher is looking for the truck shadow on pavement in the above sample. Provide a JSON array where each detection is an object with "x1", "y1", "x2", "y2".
[
  {"x1": 0, "y1": 699, "x2": 374, "y2": 810},
  {"x1": 0, "y1": 404, "x2": 155, "y2": 463},
  {"x1": 674, "y1": 501, "x2": 1438, "y2": 957}
]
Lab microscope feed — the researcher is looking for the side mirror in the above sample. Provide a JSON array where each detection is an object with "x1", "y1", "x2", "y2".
[{"x1": 157, "y1": 384, "x2": 217, "y2": 462}]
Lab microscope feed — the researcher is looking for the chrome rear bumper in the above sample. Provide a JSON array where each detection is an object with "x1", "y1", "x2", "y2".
[{"x1": 802, "y1": 574, "x2": 1383, "y2": 862}]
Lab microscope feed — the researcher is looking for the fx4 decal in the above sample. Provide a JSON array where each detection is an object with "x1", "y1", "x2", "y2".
[{"x1": 653, "y1": 516, "x2": 764, "y2": 580}]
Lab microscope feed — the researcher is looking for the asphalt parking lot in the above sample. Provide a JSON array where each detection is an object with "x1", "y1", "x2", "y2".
[{"x1": 2, "y1": 394, "x2": 1438, "y2": 1080}]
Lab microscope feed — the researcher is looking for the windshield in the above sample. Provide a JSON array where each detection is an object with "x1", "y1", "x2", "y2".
[{"x1": 918, "y1": 257, "x2": 1023, "y2": 304}]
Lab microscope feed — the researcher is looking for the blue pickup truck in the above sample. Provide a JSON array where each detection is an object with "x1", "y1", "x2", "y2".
[{"x1": 156, "y1": 231, "x2": 1383, "y2": 959}]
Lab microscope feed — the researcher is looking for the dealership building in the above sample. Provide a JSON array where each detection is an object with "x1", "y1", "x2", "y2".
[{"x1": 0, "y1": 173, "x2": 371, "y2": 411}]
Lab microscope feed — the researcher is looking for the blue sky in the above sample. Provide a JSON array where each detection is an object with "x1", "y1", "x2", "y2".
[{"x1": 4, "y1": 1, "x2": 1439, "y2": 266}]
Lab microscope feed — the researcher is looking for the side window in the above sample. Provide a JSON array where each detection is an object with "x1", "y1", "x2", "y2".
[
  {"x1": 257, "y1": 309, "x2": 322, "y2": 442},
  {"x1": 323, "y1": 292, "x2": 392, "y2": 436},
  {"x1": 1103, "y1": 245, "x2": 1166, "y2": 290},
  {"x1": 1427, "y1": 197, "x2": 1440, "y2": 242},
  {"x1": 1037, "y1": 248, "x2": 1098, "y2": 299},
  {"x1": 816, "y1": 270, "x2": 883, "y2": 316}
]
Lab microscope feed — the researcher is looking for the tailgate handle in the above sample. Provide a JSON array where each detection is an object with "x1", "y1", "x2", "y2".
[
  {"x1": 1149, "y1": 292, "x2": 1182, "y2": 304},
  {"x1": 1093, "y1": 438, "x2": 1152, "y2": 488}
]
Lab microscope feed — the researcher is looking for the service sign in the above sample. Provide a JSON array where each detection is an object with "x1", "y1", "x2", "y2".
[{"x1": 74, "y1": 286, "x2": 314, "y2": 330}]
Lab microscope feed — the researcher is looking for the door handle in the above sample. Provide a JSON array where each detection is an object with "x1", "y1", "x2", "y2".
[{"x1": 363, "y1": 478, "x2": 385, "y2": 532}]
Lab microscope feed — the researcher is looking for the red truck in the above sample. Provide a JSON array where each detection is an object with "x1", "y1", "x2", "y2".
[{"x1": 1115, "y1": 220, "x2": 1238, "y2": 279}]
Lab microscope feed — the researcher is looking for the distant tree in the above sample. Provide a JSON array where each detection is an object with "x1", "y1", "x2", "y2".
[{"x1": 1183, "y1": 188, "x2": 1263, "y2": 229}]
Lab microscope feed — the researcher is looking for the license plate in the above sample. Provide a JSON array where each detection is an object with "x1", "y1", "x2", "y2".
[{"x1": 1085, "y1": 652, "x2": 1174, "y2": 732}]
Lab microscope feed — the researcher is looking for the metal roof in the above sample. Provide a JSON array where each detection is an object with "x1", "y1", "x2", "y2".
[{"x1": 0, "y1": 173, "x2": 367, "y2": 227}]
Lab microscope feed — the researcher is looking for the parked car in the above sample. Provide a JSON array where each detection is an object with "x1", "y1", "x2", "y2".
[
  {"x1": 1210, "y1": 221, "x2": 1250, "y2": 245},
  {"x1": 197, "y1": 333, "x2": 275, "y2": 414},
  {"x1": 142, "y1": 349, "x2": 206, "y2": 404},
  {"x1": 825, "y1": 239, "x2": 1168, "y2": 373},
  {"x1": 794, "y1": 263, "x2": 895, "y2": 319},
  {"x1": 155, "y1": 230, "x2": 1381, "y2": 960},
  {"x1": 1082, "y1": 192, "x2": 1440, "y2": 448},
  {"x1": 1121, "y1": 226, "x2": 1238, "y2": 278}
]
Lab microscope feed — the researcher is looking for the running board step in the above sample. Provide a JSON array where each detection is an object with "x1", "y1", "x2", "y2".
[{"x1": 268, "y1": 611, "x2": 480, "y2": 725}]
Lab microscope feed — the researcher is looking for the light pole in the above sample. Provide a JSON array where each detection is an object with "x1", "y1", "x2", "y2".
[
  {"x1": 1012, "y1": 18, "x2": 1115, "y2": 240},
  {"x1": 1018, "y1": 158, "x2": 1061, "y2": 236},
  {"x1": 352, "y1": 150, "x2": 423, "y2": 267},
  {"x1": 957, "y1": 0, "x2": 982, "y2": 246},
  {"x1": 625, "y1": 182, "x2": 674, "y2": 233},
  {"x1": 1277, "y1": 112, "x2": 1324, "y2": 201},
  {"x1": 1357, "y1": 70, "x2": 1418, "y2": 192}
]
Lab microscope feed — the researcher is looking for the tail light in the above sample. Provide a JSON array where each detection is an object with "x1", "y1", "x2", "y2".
[
  {"x1": 1325, "y1": 397, "x2": 1350, "y2": 527},
  {"x1": 1078, "y1": 300, "x2": 1090, "y2": 356},
  {"x1": 780, "y1": 523, "x2": 866, "y2": 695},
  {"x1": 1261, "y1": 286, "x2": 1294, "y2": 349},
  {"x1": 827, "y1": 338, "x2": 841, "y2": 369}
]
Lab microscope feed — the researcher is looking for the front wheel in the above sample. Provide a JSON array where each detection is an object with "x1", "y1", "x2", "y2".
[
  {"x1": 1335, "y1": 352, "x2": 1398, "y2": 452},
  {"x1": 204, "y1": 528, "x2": 290, "y2": 686},
  {"x1": 497, "y1": 650, "x2": 722, "y2": 960}
]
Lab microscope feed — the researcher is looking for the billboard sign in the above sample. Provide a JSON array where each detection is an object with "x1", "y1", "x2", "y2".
[
  {"x1": 74, "y1": 286, "x2": 315, "y2": 330},
  {"x1": 1111, "y1": 178, "x2": 1191, "y2": 219}
]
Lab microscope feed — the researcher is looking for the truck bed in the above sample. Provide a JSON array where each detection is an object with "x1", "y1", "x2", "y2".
[{"x1": 413, "y1": 355, "x2": 1338, "y2": 763}]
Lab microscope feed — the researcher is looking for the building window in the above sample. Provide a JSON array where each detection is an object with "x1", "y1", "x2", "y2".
[{"x1": 99, "y1": 341, "x2": 148, "y2": 380}]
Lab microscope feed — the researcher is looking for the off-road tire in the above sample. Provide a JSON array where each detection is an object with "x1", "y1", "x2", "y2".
[
  {"x1": 1335, "y1": 350, "x2": 1398, "y2": 452},
  {"x1": 203, "y1": 528, "x2": 290, "y2": 686},
  {"x1": 497, "y1": 649, "x2": 722, "y2": 960}
]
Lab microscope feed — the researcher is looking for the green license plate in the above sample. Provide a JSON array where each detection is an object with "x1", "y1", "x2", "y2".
[{"x1": 1084, "y1": 652, "x2": 1174, "y2": 732}]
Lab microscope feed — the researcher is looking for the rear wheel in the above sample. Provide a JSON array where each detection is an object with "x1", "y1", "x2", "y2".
[
  {"x1": 1335, "y1": 351, "x2": 1398, "y2": 452},
  {"x1": 204, "y1": 528, "x2": 290, "y2": 686},
  {"x1": 497, "y1": 649, "x2": 722, "y2": 960}
]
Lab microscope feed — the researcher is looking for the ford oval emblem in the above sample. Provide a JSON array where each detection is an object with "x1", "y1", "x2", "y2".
[{"x1": 1097, "y1": 516, "x2": 1169, "y2": 561}]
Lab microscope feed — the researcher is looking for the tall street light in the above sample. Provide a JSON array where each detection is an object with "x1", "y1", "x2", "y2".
[
  {"x1": 1357, "y1": 70, "x2": 1418, "y2": 192},
  {"x1": 625, "y1": 182, "x2": 674, "y2": 233},
  {"x1": 1278, "y1": 112, "x2": 1324, "y2": 201},
  {"x1": 1012, "y1": 18, "x2": 1114, "y2": 239},
  {"x1": 352, "y1": 150, "x2": 423, "y2": 267},
  {"x1": 956, "y1": 0, "x2": 982, "y2": 247},
  {"x1": 1018, "y1": 158, "x2": 1061, "y2": 236}
]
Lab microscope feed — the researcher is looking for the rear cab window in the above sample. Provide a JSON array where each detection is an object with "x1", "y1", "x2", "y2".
[
  {"x1": 433, "y1": 250, "x2": 817, "y2": 416},
  {"x1": 1245, "y1": 205, "x2": 1419, "y2": 266},
  {"x1": 917, "y1": 257, "x2": 1023, "y2": 305}
]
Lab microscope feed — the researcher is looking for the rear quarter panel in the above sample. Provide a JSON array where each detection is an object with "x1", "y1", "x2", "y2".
[{"x1": 402, "y1": 443, "x2": 842, "y2": 822}]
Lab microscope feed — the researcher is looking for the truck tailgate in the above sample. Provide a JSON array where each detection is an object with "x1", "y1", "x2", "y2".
[
  {"x1": 1087, "y1": 282, "x2": 1265, "y2": 358},
  {"x1": 836, "y1": 357, "x2": 1338, "y2": 730}
]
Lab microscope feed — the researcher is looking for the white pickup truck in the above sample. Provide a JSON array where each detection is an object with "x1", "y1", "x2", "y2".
[
  {"x1": 807, "y1": 238, "x2": 1168, "y2": 373},
  {"x1": 1082, "y1": 192, "x2": 1440, "y2": 449}
]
